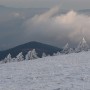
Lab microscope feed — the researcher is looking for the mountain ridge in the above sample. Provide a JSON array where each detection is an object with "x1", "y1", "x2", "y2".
[{"x1": 0, "y1": 41, "x2": 62, "y2": 60}]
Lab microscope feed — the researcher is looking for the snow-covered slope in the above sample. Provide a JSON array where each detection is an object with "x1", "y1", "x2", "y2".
[{"x1": 0, "y1": 51, "x2": 90, "y2": 90}]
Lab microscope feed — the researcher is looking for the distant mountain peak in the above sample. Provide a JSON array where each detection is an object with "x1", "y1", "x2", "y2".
[{"x1": 0, "y1": 41, "x2": 62, "y2": 60}]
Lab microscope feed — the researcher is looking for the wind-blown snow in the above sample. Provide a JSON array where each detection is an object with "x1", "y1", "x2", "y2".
[{"x1": 0, "y1": 51, "x2": 90, "y2": 90}]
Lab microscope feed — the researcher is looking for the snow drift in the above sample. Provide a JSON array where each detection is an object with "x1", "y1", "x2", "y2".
[{"x1": 0, "y1": 51, "x2": 90, "y2": 90}]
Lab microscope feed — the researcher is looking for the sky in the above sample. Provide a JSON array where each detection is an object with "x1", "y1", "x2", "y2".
[
  {"x1": 24, "y1": 7, "x2": 90, "y2": 47},
  {"x1": 0, "y1": 0, "x2": 90, "y2": 10},
  {"x1": 0, "y1": 0, "x2": 90, "y2": 50}
]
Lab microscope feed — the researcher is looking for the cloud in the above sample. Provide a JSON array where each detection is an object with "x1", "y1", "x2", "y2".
[{"x1": 24, "y1": 6, "x2": 90, "y2": 47}]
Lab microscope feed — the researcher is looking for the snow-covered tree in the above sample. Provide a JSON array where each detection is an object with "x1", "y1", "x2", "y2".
[
  {"x1": 25, "y1": 49, "x2": 38, "y2": 60},
  {"x1": 56, "y1": 51, "x2": 61, "y2": 55},
  {"x1": 3, "y1": 53, "x2": 12, "y2": 63},
  {"x1": 53, "y1": 51, "x2": 61, "y2": 56},
  {"x1": 62, "y1": 43, "x2": 70, "y2": 54},
  {"x1": 31, "y1": 49, "x2": 38, "y2": 59},
  {"x1": 47, "y1": 54, "x2": 50, "y2": 57},
  {"x1": 11, "y1": 58, "x2": 16, "y2": 62},
  {"x1": 16, "y1": 52, "x2": 24, "y2": 61},
  {"x1": 75, "y1": 38, "x2": 89, "y2": 53},
  {"x1": 69, "y1": 48, "x2": 74, "y2": 53},
  {"x1": 53, "y1": 53, "x2": 56, "y2": 56},
  {"x1": 25, "y1": 51, "x2": 32, "y2": 60},
  {"x1": 42, "y1": 52, "x2": 46, "y2": 58}
]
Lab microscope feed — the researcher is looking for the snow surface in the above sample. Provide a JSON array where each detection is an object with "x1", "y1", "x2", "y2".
[{"x1": 0, "y1": 51, "x2": 90, "y2": 90}]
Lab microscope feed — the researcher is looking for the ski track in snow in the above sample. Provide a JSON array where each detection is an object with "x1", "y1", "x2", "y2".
[{"x1": 0, "y1": 52, "x2": 90, "y2": 90}]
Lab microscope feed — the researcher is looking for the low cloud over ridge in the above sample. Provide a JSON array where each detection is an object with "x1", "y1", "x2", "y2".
[{"x1": 24, "y1": 6, "x2": 90, "y2": 47}]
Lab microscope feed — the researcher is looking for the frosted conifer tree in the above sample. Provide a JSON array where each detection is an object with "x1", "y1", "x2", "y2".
[
  {"x1": 69, "y1": 48, "x2": 74, "y2": 53},
  {"x1": 4, "y1": 53, "x2": 12, "y2": 63},
  {"x1": 31, "y1": 49, "x2": 38, "y2": 59},
  {"x1": 56, "y1": 51, "x2": 61, "y2": 55},
  {"x1": 53, "y1": 53, "x2": 56, "y2": 56},
  {"x1": 75, "y1": 38, "x2": 89, "y2": 52},
  {"x1": 16, "y1": 52, "x2": 24, "y2": 61},
  {"x1": 12, "y1": 58, "x2": 16, "y2": 62},
  {"x1": 42, "y1": 52, "x2": 46, "y2": 58},
  {"x1": 25, "y1": 49, "x2": 38, "y2": 60},
  {"x1": 25, "y1": 51, "x2": 32, "y2": 60},
  {"x1": 62, "y1": 43, "x2": 70, "y2": 54},
  {"x1": 53, "y1": 51, "x2": 61, "y2": 56}
]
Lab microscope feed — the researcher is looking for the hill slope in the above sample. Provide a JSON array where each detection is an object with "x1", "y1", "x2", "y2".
[
  {"x1": 0, "y1": 51, "x2": 90, "y2": 90},
  {"x1": 0, "y1": 41, "x2": 62, "y2": 60}
]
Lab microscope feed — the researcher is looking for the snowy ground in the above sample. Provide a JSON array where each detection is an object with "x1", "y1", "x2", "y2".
[{"x1": 0, "y1": 52, "x2": 90, "y2": 90}]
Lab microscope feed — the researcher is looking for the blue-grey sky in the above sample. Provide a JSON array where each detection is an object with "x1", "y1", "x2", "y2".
[
  {"x1": 0, "y1": 0, "x2": 90, "y2": 50},
  {"x1": 0, "y1": 0, "x2": 90, "y2": 10}
]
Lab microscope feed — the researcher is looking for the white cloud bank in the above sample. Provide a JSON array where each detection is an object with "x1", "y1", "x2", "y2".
[{"x1": 24, "y1": 6, "x2": 90, "y2": 47}]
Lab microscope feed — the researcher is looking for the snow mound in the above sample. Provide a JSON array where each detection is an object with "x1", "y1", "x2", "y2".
[{"x1": 0, "y1": 51, "x2": 90, "y2": 90}]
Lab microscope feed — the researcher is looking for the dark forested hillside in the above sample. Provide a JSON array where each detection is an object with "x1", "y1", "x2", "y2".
[{"x1": 0, "y1": 41, "x2": 62, "y2": 60}]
